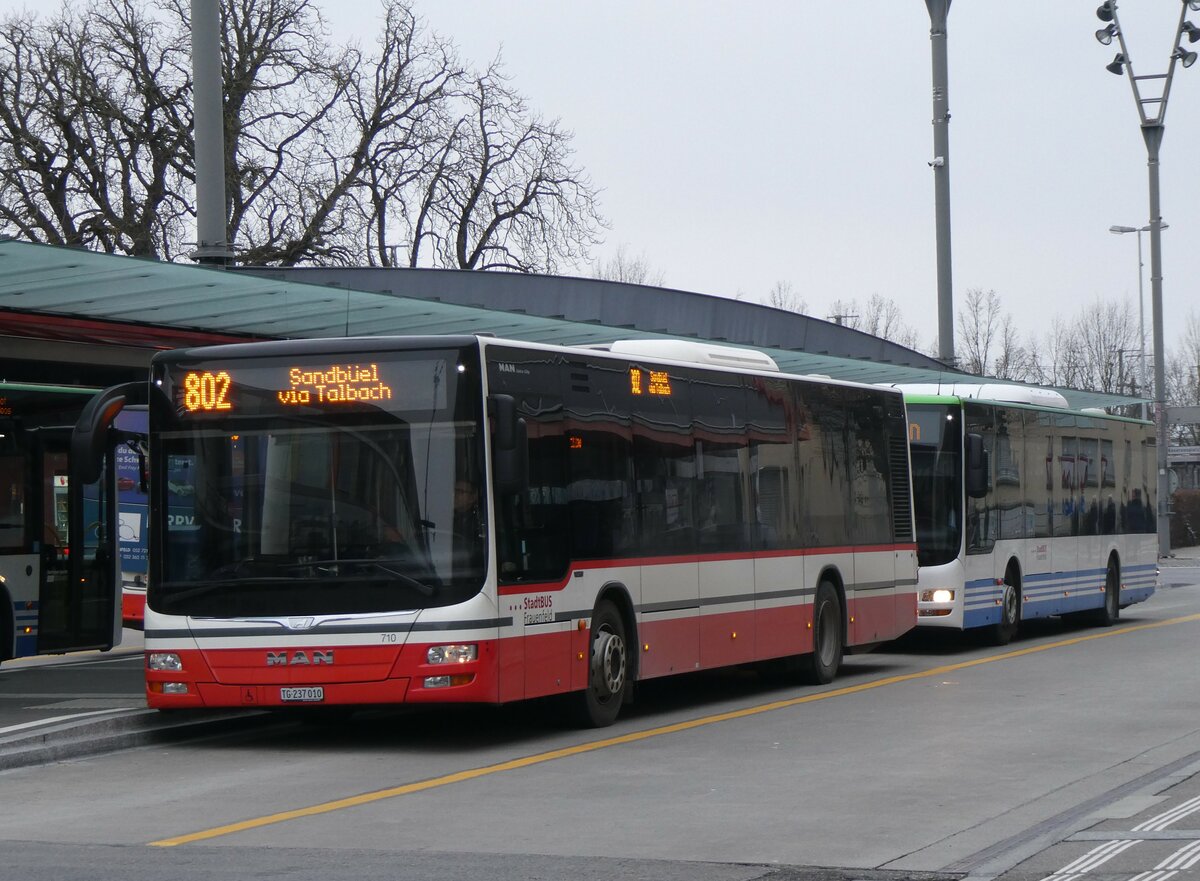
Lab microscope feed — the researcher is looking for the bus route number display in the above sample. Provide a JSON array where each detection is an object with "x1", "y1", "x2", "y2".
[
  {"x1": 182, "y1": 371, "x2": 233, "y2": 412},
  {"x1": 629, "y1": 367, "x2": 671, "y2": 396}
]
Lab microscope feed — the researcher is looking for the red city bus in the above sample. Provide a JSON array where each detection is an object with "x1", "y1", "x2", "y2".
[{"x1": 81, "y1": 334, "x2": 918, "y2": 726}]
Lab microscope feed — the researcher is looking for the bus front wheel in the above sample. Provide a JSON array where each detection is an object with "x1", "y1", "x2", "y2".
[
  {"x1": 573, "y1": 600, "x2": 628, "y2": 728},
  {"x1": 984, "y1": 576, "x2": 1020, "y2": 646}
]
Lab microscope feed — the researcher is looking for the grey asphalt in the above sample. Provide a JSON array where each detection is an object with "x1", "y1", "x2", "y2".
[
  {"x1": 0, "y1": 629, "x2": 264, "y2": 770},
  {"x1": 1, "y1": 548, "x2": 1196, "y2": 776}
]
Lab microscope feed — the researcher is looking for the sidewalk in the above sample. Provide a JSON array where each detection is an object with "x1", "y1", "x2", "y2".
[
  {"x1": 0, "y1": 631, "x2": 266, "y2": 771},
  {"x1": 1160, "y1": 546, "x2": 1200, "y2": 566}
]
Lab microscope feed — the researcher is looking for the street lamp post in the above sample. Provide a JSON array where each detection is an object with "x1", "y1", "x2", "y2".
[
  {"x1": 925, "y1": 0, "x2": 955, "y2": 367},
  {"x1": 1108, "y1": 222, "x2": 1169, "y2": 421},
  {"x1": 1095, "y1": 0, "x2": 1198, "y2": 558}
]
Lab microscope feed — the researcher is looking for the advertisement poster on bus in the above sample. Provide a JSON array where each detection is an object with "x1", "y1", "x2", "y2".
[{"x1": 115, "y1": 408, "x2": 149, "y2": 626}]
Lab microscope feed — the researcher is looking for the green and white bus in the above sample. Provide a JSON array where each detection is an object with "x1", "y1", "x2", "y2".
[{"x1": 898, "y1": 384, "x2": 1156, "y2": 644}]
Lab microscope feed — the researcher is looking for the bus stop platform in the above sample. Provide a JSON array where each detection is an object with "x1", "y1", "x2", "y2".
[{"x1": 0, "y1": 631, "x2": 263, "y2": 770}]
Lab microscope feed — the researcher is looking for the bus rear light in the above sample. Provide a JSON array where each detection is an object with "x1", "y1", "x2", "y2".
[
  {"x1": 919, "y1": 589, "x2": 954, "y2": 603},
  {"x1": 426, "y1": 644, "x2": 477, "y2": 664},
  {"x1": 423, "y1": 674, "x2": 474, "y2": 689},
  {"x1": 918, "y1": 609, "x2": 952, "y2": 617},
  {"x1": 147, "y1": 652, "x2": 183, "y2": 671}
]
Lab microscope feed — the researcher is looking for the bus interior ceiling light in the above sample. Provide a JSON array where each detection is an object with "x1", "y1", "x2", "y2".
[
  {"x1": 1107, "y1": 53, "x2": 1127, "y2": 75},
  {"x1": 1096, "y1": 23, "x2": 1118, "y2": 45},
  {"x1": 1096, "y1": 1, "x2": 1114, "y2": 23}
]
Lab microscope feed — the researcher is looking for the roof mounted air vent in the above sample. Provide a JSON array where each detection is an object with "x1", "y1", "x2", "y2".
[{"x1": 598, "y1": 339, "x2": 779, "y2": 372}]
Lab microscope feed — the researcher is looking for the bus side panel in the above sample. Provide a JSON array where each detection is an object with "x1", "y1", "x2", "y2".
[
  {"x1": 496, "y1": 622, "x2": 525, "y2": 703},
  {"x1": 753, "y1": 554, "x2": 811, "y2": 660},
  {"x1": 522, "y1": 622, "x2": 575, "y2": 699},
  {"x1": 698, "y1": 558, "x2": 756, "y2": 668},
  {"x1": 638, "y1": 561, "x2": 699, "y2": 678},
  {"x1": 638, "y1": 607, "x2": 699, "y2": 679},
  {"x1": 849, "y1": 547, "x2": 898, "y2": 645},
  {"x1": 4, "y1": 555, "x2": 40, "y2": 657}
]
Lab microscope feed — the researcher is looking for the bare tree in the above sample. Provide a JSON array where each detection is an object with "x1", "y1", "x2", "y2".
[
  {"x1": 0, "y1": 2, "x2": 193, "y2": 258},
  {"x1": 955, "y1": 288, "x2": 1004, "y2": 376},
  {"x1": 765, "y1": 280, "x2": 807, "y2": 314},
  {"x1": 859, "y1": 294, "x2": 921, "y2": 351},
  {"x1": 0, "y1": 0, "x2": 603, "y2": 270},
  {"x1": 592, "y1": 243, "x2": 665, "y2": 286}
]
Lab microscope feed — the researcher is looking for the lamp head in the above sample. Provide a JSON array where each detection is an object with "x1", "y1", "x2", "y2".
[
  {"x1": 1175, "y1": 46, "x2": 1198, "y2": 68},
  {"x1": 1097, "y1": 1, "x2": 1115, "y2": 22},
  {"x1": 1183, "y1": 22, "x2": 1200, "y2": 43},
  {"x1": 1096, "y1": 23, "x2": 1118, "y2": 45},
  {"x1": 1106, "y1": 52, "x2": 1127, "y2": 75}
]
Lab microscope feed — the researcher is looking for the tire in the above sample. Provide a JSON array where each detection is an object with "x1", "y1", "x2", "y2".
[
  {"x1": 803, "y1": 580, "x2": 843, "y2": 685},
  {"x1": 983, "y1": 575, "x2": 1020, "y2": 646},
  {"x1": 573, "y1": 600, "x2": 629, "y2": 728},
  {"x1": 1087, "y1": 558, "x2": 1120, "y2": 627}
]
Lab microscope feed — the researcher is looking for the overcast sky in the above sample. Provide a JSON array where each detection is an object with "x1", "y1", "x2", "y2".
[
  {"x1": 3, "y1": 1, "x2": 1197, "y2": 354},
  {"x1": 363, "y1": 1, "x2": 1200, "y2": 353}
]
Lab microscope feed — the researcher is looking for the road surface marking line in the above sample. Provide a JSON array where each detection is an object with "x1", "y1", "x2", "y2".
[
  {"x1": 149, "y1": 612, "x2": 1200, "y2": 848},
  {"x1": 1040, "y1": 839, "x2": 1143, "y2": 880},
  {"x1": 1135, "y1": 794, "x2": 1200, "y2": 831},
  {"x1": 0, "y1": 708, "x2": 138, "y2": 736}
]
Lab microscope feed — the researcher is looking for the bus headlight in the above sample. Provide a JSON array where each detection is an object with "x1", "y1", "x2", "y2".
[
  {"x1": 920, "y1": 589, "x2": 955, "y2": 604},
  {"x1": 147, "y1": 652, "x2": 183, "y2": 671},
  {"x1": 426, "y1": 644, "x2": 477, "y2": 664}
]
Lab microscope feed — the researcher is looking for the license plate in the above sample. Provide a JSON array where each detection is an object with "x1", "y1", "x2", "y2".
[{"x1": 280, "y1": 686, "x2": 324, "y2": 702}]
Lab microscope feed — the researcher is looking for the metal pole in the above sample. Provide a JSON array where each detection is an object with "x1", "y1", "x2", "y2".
[
  {"x1": 1142, "y1": 123, "x2": 1170, "y2": 558},
  {"x1": 926, "y1": 0, "x2": 955, "y2": 366},
  {"x1": 1136, "y1": 228, "x2": 1147, "y2": 420},
  {"x1": 191, "y1": 0, "x2": 232, "y2": 266}
]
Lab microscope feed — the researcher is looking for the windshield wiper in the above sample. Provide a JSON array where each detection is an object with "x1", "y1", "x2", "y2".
[
  {"x1": 287, "y1": 558, "x2": 436, "y2": 596},
  {"x1": 158, "y1": 578, "x2": 295, "y2": 602}
]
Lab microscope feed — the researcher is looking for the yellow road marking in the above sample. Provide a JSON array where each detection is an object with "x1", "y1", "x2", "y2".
[{"x1": 149, "y1": 612, "x2": 1200, "y2": 847}]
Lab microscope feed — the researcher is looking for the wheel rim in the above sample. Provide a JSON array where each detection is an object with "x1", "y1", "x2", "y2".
[
  {"x1": 1002, "y1": 583, "x2": 1018, "y2": 626},
  {"x1": 591, "y1": 625, "x2": 626, "y2": 701},
  {"x1": 815, "y1": 599, "x2": 837, "y2": 667}
]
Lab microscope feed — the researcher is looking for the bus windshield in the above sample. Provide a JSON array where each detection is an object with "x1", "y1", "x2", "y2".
[
  {"x1": 151, "y1": 345, "x2": 487, "y2": 619},
  {"x1": 908, "y1": 403, "x2": 963, "y2": 567}
]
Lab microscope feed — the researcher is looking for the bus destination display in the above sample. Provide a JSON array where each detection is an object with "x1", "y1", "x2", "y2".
[{"x1": 173, "y1": 357, "x2": 448, "y2": 417}]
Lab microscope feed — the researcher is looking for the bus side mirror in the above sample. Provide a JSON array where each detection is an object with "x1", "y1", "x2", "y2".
[
  {"x1": 965, "y1": 432, "x2": 989, "y2": 499},
  {"x1": 488, "y1": 394, "x2": 527, "y2": 495},
  {"x1": 490, "y1": 394, "x2": 517, "y2": 451},
  {"x1": 71, "y1": 382, "x2": 144, "y2": 484}
]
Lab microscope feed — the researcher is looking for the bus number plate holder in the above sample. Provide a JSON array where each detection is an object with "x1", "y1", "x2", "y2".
[{"x1": 280, "y1": 687, "x2": 324, "y2": 702}]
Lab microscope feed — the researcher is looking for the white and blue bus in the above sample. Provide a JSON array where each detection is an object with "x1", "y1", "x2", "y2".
[
  {"x1": 899, "y1": 384, "x2": 1156, "y2": 644},
  {"x1": 0, "y1": 382, "x2": 142, "y2": 666}
]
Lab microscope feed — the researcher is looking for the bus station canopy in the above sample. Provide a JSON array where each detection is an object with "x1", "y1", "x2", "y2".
[{"x1": 0, "y1": 239, "x2": 1144, "y2": 412}]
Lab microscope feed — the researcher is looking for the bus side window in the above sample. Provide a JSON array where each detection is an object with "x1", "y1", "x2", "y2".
[{"x1": 495, "y1": 401, "x2": 569, "y2": 583}]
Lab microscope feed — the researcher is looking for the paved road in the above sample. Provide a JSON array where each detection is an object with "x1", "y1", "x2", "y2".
[{"x1": 2, "y1": 566, "x2": 1199, "y2": 881}]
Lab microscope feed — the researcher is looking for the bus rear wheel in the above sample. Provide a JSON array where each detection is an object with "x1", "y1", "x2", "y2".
[
  {"x1": 803, "y1": 581, "x2": 843, "y2": 685},
  {"x1": 1087, "y1": 558, "x2": 1120, "y2": 627},
  {"x1": 573, "y1": 600, "x2": 628, "y2": 728}
]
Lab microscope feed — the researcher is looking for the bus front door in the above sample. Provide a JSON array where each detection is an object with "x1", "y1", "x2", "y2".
[{"x1": 35, "y1": 428, "x2": 120, "y2": 655}]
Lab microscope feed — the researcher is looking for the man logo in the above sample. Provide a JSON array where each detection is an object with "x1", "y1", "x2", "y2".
[{"x1": 266, "y1": 650, "x2": 334, "y2": 666}]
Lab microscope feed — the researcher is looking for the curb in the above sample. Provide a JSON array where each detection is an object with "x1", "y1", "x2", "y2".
[{"x1": 0, "y1": 707, "x2": 272, "y2": 772}]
